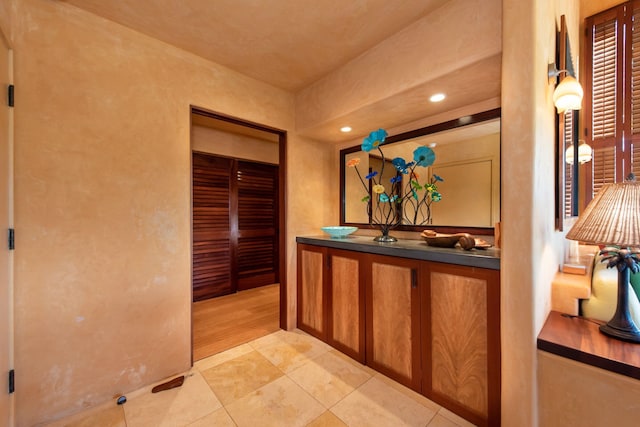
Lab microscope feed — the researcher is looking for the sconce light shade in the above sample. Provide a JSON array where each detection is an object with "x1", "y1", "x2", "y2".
[
  {"x1": 553, "y1": 75, "x2": 584, "y2": 112},
  {"x1": 565, "y1": 140, "x2": 593, "y2": 165}
]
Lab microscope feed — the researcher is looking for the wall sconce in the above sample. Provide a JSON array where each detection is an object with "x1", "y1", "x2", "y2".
[
  {"x1": 549, "y1": 65, "x2": 584, "y2": 112},
  {"x1": 565, "y1": 140, "x2": 593, "y2": 165}
]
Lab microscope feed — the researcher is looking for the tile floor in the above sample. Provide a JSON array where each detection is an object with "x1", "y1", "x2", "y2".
[{"x1": 50, "y1": 329, "x2": 476, "y2": 427}]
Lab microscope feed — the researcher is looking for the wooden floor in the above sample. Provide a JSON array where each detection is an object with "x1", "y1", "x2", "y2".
[{"x1": 193, "y1": 283, "x2": 280, "y2": 361}]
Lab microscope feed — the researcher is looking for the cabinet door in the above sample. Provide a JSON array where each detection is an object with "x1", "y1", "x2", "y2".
[
  {"x1": 422, "y1": 262, "x2": 500, "y2": 427},
  {"x1": 326, "y1": 249, "x2": 365, "y2": 362},
  {"x1": 297, "y1": 244, "x2": 326, "y2": 340},
  {"x1": 366, "y1": 255, "x2": 421, "y2": 391}
]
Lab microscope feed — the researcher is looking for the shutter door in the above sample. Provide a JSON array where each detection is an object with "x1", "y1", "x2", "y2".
[
  {"x1": 586, "y1": 12, "x2": 619, "y2": 202},
  {"x1": 590, "y1": 17, "x2": 618, "y2": 143},
  {"x1": 631, "y1": 4, "x2": 640, "y2": 177},
  {"x1": 237, "y1": 161, "x2": 279, "y2": 291},
  {"x1": 192, "y1": 153, "x2": 234, "y2": 301},
  {"x1": 591, "y1": 145, "x2": 617, "y2": 196}
]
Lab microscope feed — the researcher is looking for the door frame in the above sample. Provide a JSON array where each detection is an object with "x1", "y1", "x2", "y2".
[
  {"x1": 189, "y1": 106, "x2": 288, "y2": 336},
  {"x1": 0, "y1": 29, "x2": 14, "y2": 426}
]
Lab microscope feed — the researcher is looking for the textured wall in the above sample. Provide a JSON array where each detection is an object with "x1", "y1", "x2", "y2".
[
  {"x1": 538, "y1": 352, "x2": 640, "y2": 426},
  {"x1": 501, "y1": 0, "x2": 579, "y2": 426},
  {"x1": 191, "y1": 125, "x2": 279, "y2": 165},
  {"x1": 10, "y1": 0, "x2": 309, "y2": 424}
]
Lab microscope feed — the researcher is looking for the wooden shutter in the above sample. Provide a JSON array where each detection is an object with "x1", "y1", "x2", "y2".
[
  {"x1": 585, "y1": 9, "x2": 622, "y2": 202},
  {"x1": 585, "y1": 1, "x2": 640, "y2": 204},
  {"x1": 192, "y1": 153, "x2": 233, "y2": 301},
  {"x1": 237, "y1": 161, "x2": 279, "y2": 290},
  {"x1": 630, "y1": 4, "x2": 640, "y2": 177},
  {"x1": 590, "y1": 16, "x2": 618, "y2": 143},
  {"x1": 192, "y1": 153, "x2": 280, "y2": 300},
  {"x1": 563, "y1": 110, "x2": 575, "y2": 217},
  {"x1": 591, "y1": 145, "x2": 617, "y2": 196}
]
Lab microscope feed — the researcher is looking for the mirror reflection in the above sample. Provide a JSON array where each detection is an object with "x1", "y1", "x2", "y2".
[{"x1": 341, "y1": 110, "x2": 500, "y2": 231}]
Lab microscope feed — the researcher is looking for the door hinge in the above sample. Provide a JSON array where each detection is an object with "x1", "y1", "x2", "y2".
[
  {"x1": 7, "y1": 84, "x2": 13, "y2": 107},
  {"x1": 8, "y1": 228, "x2": 14, "y2": 250},
  {"x1": 8, "y1": 369, "x2": 14, "y2": 394}
]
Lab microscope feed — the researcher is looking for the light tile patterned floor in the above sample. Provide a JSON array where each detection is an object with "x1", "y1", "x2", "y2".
[{"x1": 51, "y1": 329, "x2": 476, "y2": 427}]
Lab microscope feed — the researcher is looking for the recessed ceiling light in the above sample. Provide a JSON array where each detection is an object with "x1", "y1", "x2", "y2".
[
  {"x1": 340, "y1": 126, "x2": 352, "y2": 133},
  {"x1": 430, "y1": 93, "x2": 446, "y2": 103}
]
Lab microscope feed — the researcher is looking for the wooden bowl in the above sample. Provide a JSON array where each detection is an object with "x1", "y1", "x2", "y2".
[{"x1": 422, "y1": 233, "x2": 462, "y2": 248}]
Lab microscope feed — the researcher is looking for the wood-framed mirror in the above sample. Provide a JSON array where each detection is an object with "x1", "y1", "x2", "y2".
[{"x1": 340, "y1": 108, "x2": 501, "y2": 236}]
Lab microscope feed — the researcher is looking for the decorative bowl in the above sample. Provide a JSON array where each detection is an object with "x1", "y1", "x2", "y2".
[
  {"x1": 421, "y1": 230, "x2": 467, "y2": 248},
  {"x1": 422, "y1": 234, "x2": 462, "y2": 248},
  {"x1": 321, "y1": 226, "x2": 358, "y2": 238}
]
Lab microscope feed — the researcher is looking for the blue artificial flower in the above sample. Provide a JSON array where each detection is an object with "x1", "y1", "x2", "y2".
[
  {"x1": 361, "y1": 129, "x2": 388, "y2": 152},
  {"x1": 379, "y1": 194, "x2": 389, "y2": 202},
  {"x1": 433, "y1": 174, "x2": 444, "y2": 182},
  {"x1": 413, "y1": 146, "x2": 435, "y2": 167},
  {"x1": 390, "y1": 195, "x2": 399, "y2": 202},
  {"x1": 365, "y1": 171, "x2": 378, "y2": 180},
  {"x1": 431, "y1": 191, "x2": 442, "y2": 202},
  {"x1": 392, "y1": 157, "x2": 407, "y2": 173},
  {"x1": 390, "y1": 175, "x2": 402, "y2": 184}
]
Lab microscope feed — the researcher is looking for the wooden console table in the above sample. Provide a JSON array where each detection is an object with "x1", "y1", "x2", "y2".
[{"x1": 537, "y1": 311, "x2": 640, "y2": 380}]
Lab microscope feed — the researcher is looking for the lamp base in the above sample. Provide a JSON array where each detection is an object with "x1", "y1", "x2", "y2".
[{"x1": 599, "y1": 323, "x2": 640, "y2": 343}]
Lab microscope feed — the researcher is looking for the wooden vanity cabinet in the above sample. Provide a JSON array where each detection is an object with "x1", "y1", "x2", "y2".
[
  {"x1": 296, "y1": 244, "x2": 326, "y2": 340},
  {"x1": 297, "y1": 242, "x2": 501, "y2": 426},
  {"x1": 325, "y1": 248, "x2": 366, "y2": 362},
  {"x1": 421, "y1": 261, "x2": 501, "y2": 427},
  {"x1": 296, "y1": 244, "x2": 366, "y2": 361},
  {"x1": 366, "y1": 255, "x2": 422, "y2": 391}
]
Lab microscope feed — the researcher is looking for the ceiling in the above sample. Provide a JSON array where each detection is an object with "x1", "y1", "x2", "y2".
[
  {"x1": 60, "y1": 0, "x2": 501, "y2": 142},
  {"x1": 61, "y1": 0, "x2": 449, "y2": 91}
]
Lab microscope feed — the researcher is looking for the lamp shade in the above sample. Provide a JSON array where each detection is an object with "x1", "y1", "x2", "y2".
[
  {"x1": 553, "y1": 76, "x2": 584, "y2": 111},
  {"x1": 566, "y1": 182, "x2": 640, "y2": 247}
]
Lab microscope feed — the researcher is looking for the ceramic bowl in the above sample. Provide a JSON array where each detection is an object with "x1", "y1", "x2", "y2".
[{"x1": 321, "y1": 226, "x2": 358, "y2": 238}]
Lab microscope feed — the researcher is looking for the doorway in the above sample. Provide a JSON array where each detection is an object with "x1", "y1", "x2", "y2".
[{"x1": 190, "y1": 108, "x2": 286, "y2": 361}]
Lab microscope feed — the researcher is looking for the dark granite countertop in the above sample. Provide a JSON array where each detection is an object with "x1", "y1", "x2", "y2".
[{"x1": 296, "y1": 235, "x2": 500, "y2": 270}]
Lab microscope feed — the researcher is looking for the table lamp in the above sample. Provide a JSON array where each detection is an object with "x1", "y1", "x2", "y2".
[{"x1": 565, "y1": 180, "x2": 640, "y2": 343}]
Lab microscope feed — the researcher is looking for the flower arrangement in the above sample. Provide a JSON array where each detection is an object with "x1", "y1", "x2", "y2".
[{"x1": 347, "y1": 128, "x2": 443, "y2": 242}]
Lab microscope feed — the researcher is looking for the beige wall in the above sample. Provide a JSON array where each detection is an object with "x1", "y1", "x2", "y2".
[
  {"x1": 7, "y1": 0, "x2": 630, "y2": 425},
  {"x1": 8, "y1": 0, "x2": 335, "y2": 424},
  {"x1": 191, "y1": 125, "x2": 279, "y2": 164},
  {"x1": 538, "y1": 352, "x2": 640, "y2": 426},
  {"x1": 501, "y1": 0, "x2": 581, "y2": 425}
]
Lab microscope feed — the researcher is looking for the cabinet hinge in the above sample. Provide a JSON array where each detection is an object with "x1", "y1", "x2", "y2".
[
  {"x1": 8, "y1": 369, "x2": 14, "y2": 394},
  {"x1": 326, "y1": 255, "x2": 331, "y2": 270},
  {"x1": 8, "y1": 228, "x2": 14, "y2": 250},
  {"x1": 7, "y1": 84, "x2": 13, "y2": 107},
  {"x1": 411, "y1": 269, "x2": 417, "y2": 289}
]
